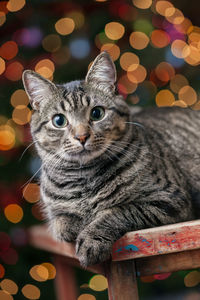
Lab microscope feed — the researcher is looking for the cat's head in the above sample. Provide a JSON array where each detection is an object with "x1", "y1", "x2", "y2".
[{"x1": 22, "y1": 52, "x2": 130, "y2": 164}]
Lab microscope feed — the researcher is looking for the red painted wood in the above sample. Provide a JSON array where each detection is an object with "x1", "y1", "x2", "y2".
[{"x1": 112, "y1": 220, "x2": 200, "y2": 261}]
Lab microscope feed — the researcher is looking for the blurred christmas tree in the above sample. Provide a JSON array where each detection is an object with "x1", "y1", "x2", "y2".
[{"x1": 1, "y1": 0, "x2": 200, "y2": 299}]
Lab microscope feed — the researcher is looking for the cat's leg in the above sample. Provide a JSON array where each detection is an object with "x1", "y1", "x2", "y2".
[{"x1": 49, "y1": 212, "x2": 82, "y2": 242}]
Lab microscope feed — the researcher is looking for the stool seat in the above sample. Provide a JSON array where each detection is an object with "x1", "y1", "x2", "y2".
[{"x1": 29, "y1": 220, "x2": 200, "y2": 300}]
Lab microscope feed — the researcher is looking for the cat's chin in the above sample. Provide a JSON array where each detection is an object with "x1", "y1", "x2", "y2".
[{"x1": 65, "y1": 148, "x2": 106, "y2": 165}]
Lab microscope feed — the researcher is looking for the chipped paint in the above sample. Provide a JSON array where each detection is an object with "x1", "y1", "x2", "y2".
[{"x1": 125, "y1": 244, "x2": 139, "y2": 252}]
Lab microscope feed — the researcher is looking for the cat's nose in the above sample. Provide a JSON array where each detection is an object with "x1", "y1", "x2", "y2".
[{"x1": 74, "y1": 133, "x2": 90, "y2": 145}]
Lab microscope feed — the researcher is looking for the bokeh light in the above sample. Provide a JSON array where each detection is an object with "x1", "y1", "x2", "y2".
[
  {"x1": 171, "y1": 40, "x2": 190, "y2": 59},
  {"x1": 120, "y1": 52, "x2": 139, "y2": 71},
  {"x1": 100, "y1": 43, "x2": 120, "y2": 61},
  {"x1": 172, "y1": 100, "x2": 187, "y2": 108},
  {"x1": 166, "y1": 8, "x2": 184, "y2": 25},
  {"x1": 89, "y1": 275, "x2": 108, "y2": 291},
  {"x1": 10, "y1": 89, "x2": 29, "y2": 107},
  {"x1": 0, "y1": 57, "x2": 6, "y2": 75},
  {"x1": 41, "y1": 263, "x2": 56, "y2": 280},
  {"x1": 184, "y1": 271, "x2": 200, "y2": 287},
  {"x1": 105, "y1": 22, "x2": 125, "y2": 40},
  {"x1": 129, "y1": 31, "x2": 149, "y2": 50},
  {"x1": 6, "y1": 0, "x2": 26, "y2": 12},
  {"x1": 156, "y1": 89, "x2": 175, "y2": 107},
  {"x1": 178, "y1": 85, "x2": 197, "y2": 105},
  {"x1": 23, "y1": 183, "x2": 40, "y2": 203},
  {"x1": 0, "y1": 291, "x2": 13, "y2": 300},
  {"x1": 66, "y1": 11, "x2": 85, "y2": 29},
  {"x1": 156, "y1": 0, "x2": 174, "y2": 16},
  {"x1": 0, "y1": 12, "x2": 6, "y2": 26},
  {"x1": 127, "y1": 64, "x2": 147, "y2": 83},
  {"x1": 0, "y1": 279, "x2": 18, "y2": 295},
  {"x1": 133, "y1": 19, "x2": 154, "y2": 35},
  {"x1": 155, "y1": 62, "x2": 175, "y2": 82},
  {"x1": 0, "y1": 125, "x2": 15, "y2": 151},
  {"x1": 12, "y1": 105, "x2": 32, "y2": 125},
  {"x1": 118, "y1": 75, "x2": 138, "y2": 95},
  {"x1": 132, "y1": 0, "x2": 152, "y2": 9},
  {"x1": 21, "y1": 284, "x2": 41, "y2": 300},
  {"x1": 151, "y1": 30, "x2": 170, "y2": 48},
  {"x1": 29, "y1": 265, "x2": 49, "y2": 282},
  {"x1": 35, "y1": 59, "x2": 55, "y2": 79},
  {"x1": 42, "y1": 34, "x2": 61, "y2": 53},
  {"x1": 4, "y1": 204, "x2": 23, "y2": 223},
  {"x1": 170, "y1": 74, "x2": 189, "y2": 93},
  {"x1": 4, "y1": 61, "x2": 24, "y2": 81},
  {"x1": 0, "y1": 264, "x2": 5, "y2": 278},
  {"x1": 69, "y1": 38, "x2": 90, "y2": 59},
  {"x1": 55, "y1": 18, "x2": 75, "y2": 35},
  {"x1": 0, "y1": 41, "x2": 18, "y2": 60}
]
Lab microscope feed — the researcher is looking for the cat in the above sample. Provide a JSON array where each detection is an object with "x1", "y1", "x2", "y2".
[{"x1": 22, "y1": 51, "x2": 200, "y2": 267}]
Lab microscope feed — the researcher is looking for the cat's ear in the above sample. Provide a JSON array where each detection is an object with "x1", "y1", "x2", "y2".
[
  {"x1": 85, "y1": 51, "x2": 117, "y2": 93},
  {"x1": 22, "y1": 70, "x2": 57, "y2": 110}
]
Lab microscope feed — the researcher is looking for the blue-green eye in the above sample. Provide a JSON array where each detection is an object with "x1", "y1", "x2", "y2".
[
  {"x1": 52, "y1": 114, "x2": 67, "y2": 128},
  {"x1": 90, "y1": 106, "x2": 105, "y2": 121}
]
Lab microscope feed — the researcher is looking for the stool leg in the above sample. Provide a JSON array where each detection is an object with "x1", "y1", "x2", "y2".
[
  {"x1": 105, "y1": 260, "x2": 139, "y2": 300},
  {"x1": 54, "y1": 255, "x2": 78, "y2": 300}
]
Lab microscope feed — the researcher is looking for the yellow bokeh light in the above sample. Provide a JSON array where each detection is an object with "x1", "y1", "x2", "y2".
[
  {"x1": 23, "y1": 183, "x2": 40, "y2": 203},
  {"x1": 0, "y1": 57, "x2": 6, "y2": 75},
  {"x1": 170, "y1": 74, "x2": 189, "y2": 93},
  {"x1": 151, "y1": 30, "x2": 170, "y2": 48},
  {"x1": 52, "y1": 46, "x2": 70, "y2": 65},
  {"x1": 78, "y1": 295, "x2": 96, "y2": 300},
  {"x1": 171, "y1": 40, "x2": 190, "y2": 59},
  {"x1": 41, "y1": 263, "x2": 56, "y2": 280},
  {"x1": 10, "y1": 89, "x2": 29, "y2": 107},
  {"x1": 4, "y1": 204, "x2": 23, "y2": 223},
  {"x1": 184, "y1": 271, "x2": 200, "y2": 287},
  {"x1": 0, "y1": 279, "x2": 18, "y2": 295},
  {"x1": 120, "y1": 52, "x2": 139, "y2": 71},
  {"x1": 155, "y1": 62, "x2": 175, "y2": 82},
  {"x1": 0, "y1": 125, "x2": 15, "y2": 151},
  {"x1": 12, "y1": 105, "x2": 32, "y2": 125},
  {"x1": 30, "y1": 265, "x2": 49, "y2": 282},
  {"x1": 89, "y1": 275, "x2": 108, "y2": 291},
  {"x1": 129, "y1": 31, "x2": 149, "y2": 50},
  {"x1": 55, "y1": 18, "x2": 75, "y2": 35},
  {"x1": 42, "y1": 34, "x2": 61, "y2": 53},
  {"x1": 0, "y1": 12, "x2": 6, "y2": 26},
  {"x1": 7, "y1": 0, "x2": 25, "y2": 12},
  {"x1": 132, "y1": 0, "x2": 152, "y2": 9},
  {"x1": 0, "y1": 290, "x2": 13, "y2": 300},
  {"x1": 127, "y1": 65, "x2": 147, "y2": 84},
  {"x1": 21, "y1": 284, "x2": 41, "y2": 300},
  {"x1": 105, "y1": 22, "x2": 125, "y2": 40},
  {"x1": 66, "y1": 11, "x2": 85, "y2": 29},
  {"x1": 101, "y1": 43, "x2": 120, "y2": 61},
  {"x1": 156, "y1": 90, "x2": 175, "y2": 107},
  {"x1": 118, "y1": 75, "x2": 138, "y2": 94},
  {"x1": 178, "y1": 85, "x2": 197, "y2": 106}
]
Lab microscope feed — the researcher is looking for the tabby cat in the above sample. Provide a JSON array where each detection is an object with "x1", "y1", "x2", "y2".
[{"x1": 22, "y1": 52, "x2": 200, "y2": 267}]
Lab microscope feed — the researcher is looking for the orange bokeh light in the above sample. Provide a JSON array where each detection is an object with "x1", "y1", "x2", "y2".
[
  {"x1": 151, "y1": 30, "x2": 170, "y2": 48},
  {"x1": 0, "y1": 41, "x2": 18, "y2": 60},
  {"x1": 178, "y1": 85, "x2": 197, "y2": 106},
  {"x1": 170, "y1": 74, "x2": 189, "y2": 93},
  {"x1": 55, "y1": 18, "x2": 75, "y2": 35},
  {"x1": 127, "y1": 65, "x2": 147, "y2": 84},
  {"x1": 118, "y1": 75, "x2": 138, "y2": 94},
  {"x1": 0, "y1": 125, "x2": 15, "y2": 151},
  {"x1": 0, "y1": 12, "x2": 6, "y2": 26},
  {"x1": 12, "y1": 105, "x2": 32, "y2": 125},
  {"x1": 29, "y1": 265, "x2": 49, "y2": 282},
  {"x1": 35, "y1": 59, "x2": 55, "y2": 79},
  {"x1": 22, "y1": 284, "x2": 41, "y2": 300},
  {"x1": 5, "y1": 61, "x2": 24, "y2": 81},
  {"x1": 155, "y1": 0, "x2": 173, "y2": 16},
  {"x1": 129, "y1": 31, "x2": 149, "y2": 50},
  {"x1": 23, "y1": 183, "x2": 40, "y2": 203},
  {"x1": 4, "y1": 204, "x2": 23, "y2": 223},
  {"x1": 7, "y1": 0, "x2": 26, "y2": 12},
  {"x1": 0, "y1": 279, "x2": 18, "y2": 295},
  {"x1": 132, "y1": 0, "x2": 152, "y2": 9},
  {"x1": 156, "y1": 89, "x2": 175, "y2": 107},
  {"x1": 105, "y1": 22, "x2": 125, "y2": 40},
  {"x1": 11, "y1": 89, "x2": 29, "y2": 107},
  {"x1": 155, "y1": 62, "x2": 175, "y2": 82},
  {"x1": 120, "y1": 52, "x2": 139, "y2": 71},
  {"x1": 166, "y1": 8, "x2": 184, "y2": 25},
  {"x1": 0, "y1": 57, "x2": 6, "y2": 75},
  {"x1": 171, "y1": 40, "x2": 190, "y2": 59},
  {"x1": 101, "y1": 43, "x2": 120, "y2": 61},
  {"x1": 41, "y1": 263, "x2": 56, "y2": 280},
  {"x1": 172, "y1": 100, "x2": 187, "y2": 108}
]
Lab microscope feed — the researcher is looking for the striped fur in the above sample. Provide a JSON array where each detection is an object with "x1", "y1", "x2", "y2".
[{"x1": 23, "y1": 52, "x2": 200, "y2": 266}]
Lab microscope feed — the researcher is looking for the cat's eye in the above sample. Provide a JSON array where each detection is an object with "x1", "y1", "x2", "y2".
[
  {"x1": 90, "y1": 106, "x2": 105, "y2": 122},
  {"x1": 52, "y1": 114, "x2": 67, "y2": 128}
]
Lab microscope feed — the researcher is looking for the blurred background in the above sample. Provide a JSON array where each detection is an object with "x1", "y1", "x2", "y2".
[{"x1": 1, "y1": 0, "x2": 200, "y2": 299}]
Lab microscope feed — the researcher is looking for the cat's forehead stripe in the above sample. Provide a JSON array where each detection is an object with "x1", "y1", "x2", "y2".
[{"x1": 62, "y1": 89, "x2": 91, "y2": 110}]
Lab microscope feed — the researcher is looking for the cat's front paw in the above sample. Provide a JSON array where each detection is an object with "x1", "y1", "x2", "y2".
[
  {"x1": 50, "y1": 216, "x2": 78, "y2": 242},
  {"x1": 76, "y1": 232, "x2": 112, "y2": 267}
]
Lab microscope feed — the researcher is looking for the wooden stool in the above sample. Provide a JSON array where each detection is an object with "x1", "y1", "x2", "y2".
[{"x1": 29, "y1": 220, "x2": 200, "y2": 300}]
